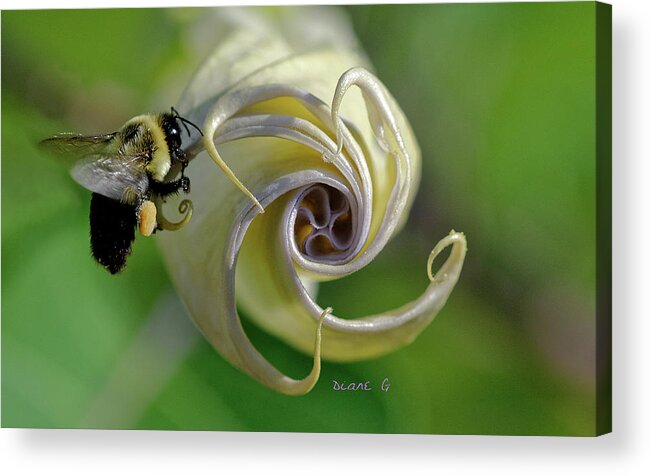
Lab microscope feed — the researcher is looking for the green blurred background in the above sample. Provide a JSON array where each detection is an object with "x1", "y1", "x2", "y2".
[{"x1": 2, "y1": 4, "x2": 599, "y2": 435}]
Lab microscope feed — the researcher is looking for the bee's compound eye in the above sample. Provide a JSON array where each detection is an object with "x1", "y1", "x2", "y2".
[
  {"x1": 168, "y1": 125, "x2": 182, "y2": 147},
  {"x1": 139, "y1": 201, "x2": 157, "y2": 237}
]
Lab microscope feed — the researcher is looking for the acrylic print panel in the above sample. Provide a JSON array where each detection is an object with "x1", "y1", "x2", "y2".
[{"x1": 1, "y1": 3, "x2": 611, "y2": 435}]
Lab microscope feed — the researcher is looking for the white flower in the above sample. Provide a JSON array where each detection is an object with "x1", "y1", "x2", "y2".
[{"x1": 157, "y1": 7, "x2": 467, "y2": 395}]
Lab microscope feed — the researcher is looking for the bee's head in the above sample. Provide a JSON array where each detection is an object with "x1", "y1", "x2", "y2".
[
  {"x1": 161, "y1": 112, "x2": 183, "y2": 150},
  {"x1": 164, "y1": 108, "x2": 203, "y2": 170},
  {"x1": 168, "y1": 107, "x2": 203, "y2": 143}
]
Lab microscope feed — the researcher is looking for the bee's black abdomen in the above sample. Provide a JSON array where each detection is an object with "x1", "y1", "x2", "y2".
[{"x1": 89, "y1": 193, "x2": 137, "y2": 274}]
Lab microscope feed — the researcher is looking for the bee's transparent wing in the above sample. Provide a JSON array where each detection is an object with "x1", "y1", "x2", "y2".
[
  {"x1": 40, "y1": 133, "x2": 118, "y2": 160},
  {"x1": 71, "y1": 154, "x2": 149, "y2": 204}
]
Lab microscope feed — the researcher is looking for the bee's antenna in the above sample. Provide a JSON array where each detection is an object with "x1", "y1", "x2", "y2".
[
  {"x1": 180, "y1": 117, "x2": 204, "y2": 137},
  {"x1": 171, "y1": 107, "x2": 204, "y2": 137},
  {"x1": 171, "y1": 107, "x2": 191, "y2": 136}
]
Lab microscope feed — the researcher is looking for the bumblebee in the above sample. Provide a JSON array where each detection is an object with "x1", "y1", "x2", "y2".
[{"x1": 41, "y1": 109, "x2": 201, "y2": 274}]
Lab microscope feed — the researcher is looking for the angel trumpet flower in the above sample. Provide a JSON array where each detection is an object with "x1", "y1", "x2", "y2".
[{"x1": 157, "y1": 7, "x2": 467, "y2": 395}]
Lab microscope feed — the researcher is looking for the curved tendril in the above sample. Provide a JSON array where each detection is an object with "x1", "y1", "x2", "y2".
[
  {"x1": 300, "y1": 306, "x2": 331, "y2": 395},
  {"x1": 203, "y1": 119, "x2": 265, "y2": 214},
  {"x1": 331, "y1": 68, "x2": 359, "y2": 158},
  {"x1": 427, "y1": 230, "x2": 467, "y2": 283},
  {"x1": 157, "y1": 199, "x2": 194, "y2": 231}
]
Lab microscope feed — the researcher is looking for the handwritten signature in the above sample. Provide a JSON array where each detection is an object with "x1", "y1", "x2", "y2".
[{"x1": 331, "y1": 378, "x2": 391, "y2": 392}]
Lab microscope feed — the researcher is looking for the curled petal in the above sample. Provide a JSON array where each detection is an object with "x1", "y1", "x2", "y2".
[
  {"x1": 157, "y1": 7, "x2": 466, "y2": 394},
  {"x1": 155, "y1": 198, "x2": 193, "y2": 232}
]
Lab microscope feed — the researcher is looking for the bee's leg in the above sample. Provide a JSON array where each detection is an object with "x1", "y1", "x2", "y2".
[
  {"x1": 170, "y1": 148, "x2": 190, "y2": 190},
  {"x1": 150, "y1": 177, "x2": 190, "y2": 197},
  {"x1": 179, "y1": 176, "x2": 190, "y2": 193},
  {"x1": 173, "y1": 147, "x2": 189, "y2": 172}
]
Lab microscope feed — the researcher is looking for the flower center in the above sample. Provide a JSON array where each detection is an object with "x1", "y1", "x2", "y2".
[{"x1": 294, "y1": 184, "x2": 354, "y2": 261}]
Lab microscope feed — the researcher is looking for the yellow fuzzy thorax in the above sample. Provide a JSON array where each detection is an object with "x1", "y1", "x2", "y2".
[{"x1": 123, "y1": 114, "x2": 171, "y2": 182}]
